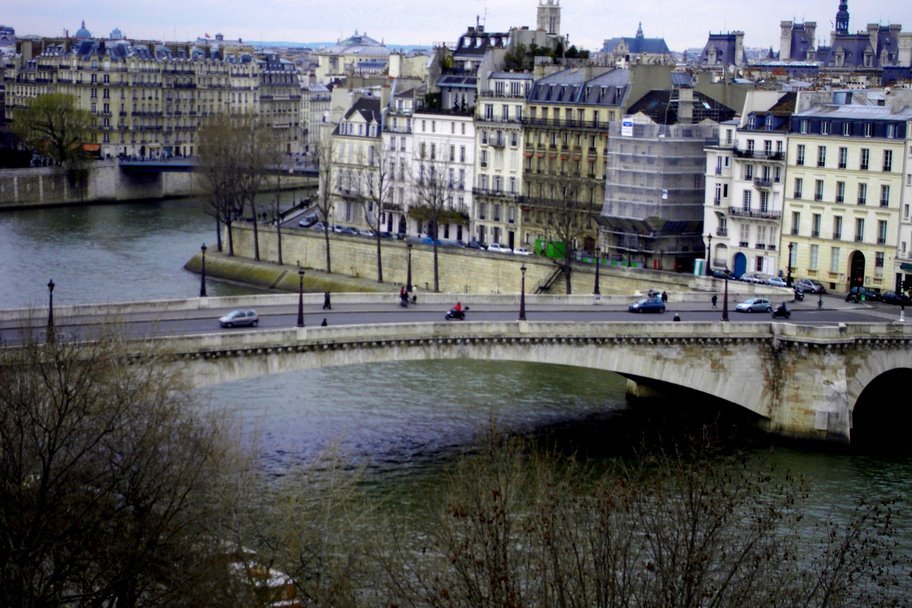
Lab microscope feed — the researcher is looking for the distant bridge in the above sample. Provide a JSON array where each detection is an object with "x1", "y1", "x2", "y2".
[{"x1": 118, "y1": 158, "x2": 318, "y2": 177}]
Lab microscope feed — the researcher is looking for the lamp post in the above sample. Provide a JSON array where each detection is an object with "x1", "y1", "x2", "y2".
[
  {"x1": 519, "y1": 263, "x2": 527, "y2": 321},
  {"x1": 47, "y1": 279, "x2": 55, "y2": 340},
  {"x1": 786, "y1": 242, "x2": 794, "y2": 287},
  {"x1": 593, "y1": 250, "x2": 601, "y2": 296},
  {"x1": 406, "y1": 242, "x2": 413, "y2": 292},
  {"x1": 296, "y1": 262, "x2": 305, "y2": 328},
  {"x1": 199, "y1": 243, "x2": 207, "y2": 297},
  {"x1": 705, "y1": 233, "x2": 713, "y2": 276},
  {"x1": 722, "y1": 275, "x2": 730, "y2": 322}
]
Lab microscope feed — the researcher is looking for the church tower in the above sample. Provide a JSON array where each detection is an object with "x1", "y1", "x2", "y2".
[
  {"x1": 835, "y1": 0, "x2": 850, "y2": 35},
  {"x1": 537, "y1": 0, "x2": 561, "y2": 36}
]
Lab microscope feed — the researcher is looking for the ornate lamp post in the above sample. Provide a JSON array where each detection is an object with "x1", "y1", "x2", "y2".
[
  {"x1": 705, "y1": 233, "x2": 713, "y2": 276},
  {"x1": 47, "y1": 279, "x2": 55, "y2": 340},
  {"x1": 406, "y1": 242, "x2": 413, "y2": 292},
  {"x1": 593, "y1": 250, "x2": 601, "y2": 296},
  {"x1": 296, "y1": 262, "x2": 305, "y2": 328},
  {"x1": 786, "y1": 241, "x2": 794, "y2": 287},
  {"x1": 519, "y1": 263, "x2": 527, "y2": 321},
  {"x1": 199, "y1": 243, "x2": 207, "y2": 297}
]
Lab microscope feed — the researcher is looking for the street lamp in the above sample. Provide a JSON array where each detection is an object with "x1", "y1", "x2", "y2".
[
  {"x1": 199, "y1": 243, "x2": 207, "y2": 297},
  {"x1": 786, "y1": 241, "x2": 794, "y2": 287},
  {"x1": 47, "y1": 279, "x2": 55, "y2": 340},
  {"x1": 593, "y1": 250, "x2": 601, "y2": 296},
  {"x1": 406, "y1": 242, "x2": 413, "y2": 292},
  {"x1": 519, "y1": 263, "x2": 527, "y2": 321},
  {"x1": 705, "y1": 233, "x2": 713, "y2": 276},
  {"x1": 722, "y1": 275, "x2": 730, "y2": 322},
  {"x1": 296, "y1": 262, "x2": 305, "y2": 328}
]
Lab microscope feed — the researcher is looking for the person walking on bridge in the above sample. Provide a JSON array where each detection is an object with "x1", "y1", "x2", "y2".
[{"x1": 323, "y1": 291, "x2": 332, "y2": 310}]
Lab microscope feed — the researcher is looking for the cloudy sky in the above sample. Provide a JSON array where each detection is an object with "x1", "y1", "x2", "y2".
[{"x1": 7, "y1": 0, "x2": 911, "y2": 52}]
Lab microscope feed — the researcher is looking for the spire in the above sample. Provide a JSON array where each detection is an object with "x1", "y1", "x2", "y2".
[
  {"x1": 835, "y1": 0, "x2": 849, "y2": 35},
  {"x1": 636, "y1": 22, "x2": 644, "y2": 39}
]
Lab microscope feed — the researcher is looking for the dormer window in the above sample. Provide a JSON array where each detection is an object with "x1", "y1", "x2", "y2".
[
  {"x1": 765, "y1": 115, "x2": 774, "y2": 130},
  {"x1": 748, "y1": 116, "x2": 757, "y2": 129}
]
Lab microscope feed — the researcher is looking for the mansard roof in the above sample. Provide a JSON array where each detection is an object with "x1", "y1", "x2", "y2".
[
  {"x1": 601, "y1": 35, "x2": 670, "y2": 55},
  {"x1": 529, "y1": 67, "x2": 629, "y2": 105}
]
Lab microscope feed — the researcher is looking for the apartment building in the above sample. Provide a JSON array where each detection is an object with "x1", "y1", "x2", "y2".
[
  {"x1": 781, "y1": 90, "x2": 912, "y2": 293},
  {"x1": 898, "y1": 135, "x2": 912, "y2": 294},
  {"x1": 3, "y1": 36, "x2": 301, "y2": 159},
  {"x1": 330, "y1": 95, "x2": 382, "y2": 228},
  {"x1": 381, "y1": 79, "x2": 423, "y2": 235},
  {"x1": 703, "y1": 91, "x2": 793, "y2": 277},
  {"x1": 474, "y1": 71, "x2": 531, "y2": 248},
  {"x1": 522, "y1": 66, "x2": 626, "y2": 252}
]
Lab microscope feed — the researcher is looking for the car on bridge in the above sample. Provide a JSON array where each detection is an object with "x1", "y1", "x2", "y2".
[
  {"x1": 218, "y1": 309, "x2": 259, "y2": 328},
  {"x1": 882, "y1": 291, "x2": 911, "y2": 306},
  {"x1": 735, "y1": 297, "x2": 772, "y2": 313},
  {"x1": 627, "y1": 297, "x2": 666, "y2": 314}
]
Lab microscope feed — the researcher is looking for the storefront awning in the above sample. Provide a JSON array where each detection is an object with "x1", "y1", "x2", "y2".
[{"x1": 900, "y1": 262, "x2": 912, "y2": 272}]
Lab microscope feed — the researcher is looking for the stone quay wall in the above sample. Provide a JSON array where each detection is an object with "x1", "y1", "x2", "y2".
[{"x1": 227, "y1": 223, "x2": 787, "y2": 297}]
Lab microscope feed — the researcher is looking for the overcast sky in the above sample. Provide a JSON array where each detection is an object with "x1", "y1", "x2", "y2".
[{"x1": 7, "y1": 0, "x2": 912, "y2": 53}]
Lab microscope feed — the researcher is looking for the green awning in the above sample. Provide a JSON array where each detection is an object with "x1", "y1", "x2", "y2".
[{"x1": 901, "y1": 263, "x2": 912, "y2": 271}]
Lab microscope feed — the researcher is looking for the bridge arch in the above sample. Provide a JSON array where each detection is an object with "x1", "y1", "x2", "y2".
[{"x1": 850, "y1": 366, "x2": 912, "y2": 451}]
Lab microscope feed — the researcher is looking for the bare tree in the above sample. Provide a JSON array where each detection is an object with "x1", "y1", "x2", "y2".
[
  {"x1": 547, "y1": 181, "x2": 590, "y2": 294},
  {"x1": 410, "y1": 157, "x2": 468, "y2": 292},
  {"x1": 198, "y1": 114, "x2": 245, "y2": 255},
  {"x1": 313, "y1": 138, "x2": 336, "y2": 273},
  {"x1": 358, "y1": 148, "x2": 396, "y2": 283},
  {"x1": 236, "y1": 120, "x2": 282, "y2": 262},
  {"x1": 0, "y1": 327, "x2": 244, "y2": 608}
]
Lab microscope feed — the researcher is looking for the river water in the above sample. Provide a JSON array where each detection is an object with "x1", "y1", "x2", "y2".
[{"x1": 3, "y1": 199, "x2": 911, "y2": 582}]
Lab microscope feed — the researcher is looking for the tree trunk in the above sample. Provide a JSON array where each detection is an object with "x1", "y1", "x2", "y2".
[
  {"x1": 323, "y1": 228, "x2": 332, "y2": 273},
  {"x1": 564, "y1": 248, "x2": 573, "y2": 294},
  {"x1": 375, "y1": 233, "x2": 383, "y2": 283},
  {"x1": 226, "y1": 220, "x2": 235, "y2": 256},
  {"x1": 250, "y1": 200, "x2": 260, "y2": 261},
  {"x1": 215, "y1": 216, "x2": 223, "y2": 252},
  {"x1": 433, "y1": 243, "x2": 440, "y2": 293}
]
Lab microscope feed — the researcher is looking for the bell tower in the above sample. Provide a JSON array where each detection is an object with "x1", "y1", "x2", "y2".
[
  {"x1": 835, "y1": 0, "x2": 849, "y2": 35},
  {"x1": 537, "y1": 0, "x2": 561, "y2": 36}
]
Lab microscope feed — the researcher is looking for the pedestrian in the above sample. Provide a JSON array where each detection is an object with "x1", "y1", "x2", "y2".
[
  {"x1": 661, "y1": 291, "x2": 668, "y2": 303},
  {"x1": 321, "y1": 317, "x2": 328, "y2": 326},
  {"x1": 711, "y1": 294, "x2": 718, "y2": 309},
  {"x1": 323, "y1": 291, "x2": 332, "y2": 310},
  {"x1": 673, "y1": 313, "x2": 681, "y2": 322}
]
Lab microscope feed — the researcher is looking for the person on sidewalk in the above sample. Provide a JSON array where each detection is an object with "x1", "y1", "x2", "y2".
[
  {"x1": 711, "y1": 294, "x2": 718, "y2": 309},
  {"x1": 323, "y1": 291, "x2": 332, "y2": 310}
]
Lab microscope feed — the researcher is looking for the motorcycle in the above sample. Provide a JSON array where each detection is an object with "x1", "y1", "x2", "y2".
[
  {"x1": 444, "y1": 305, "x2": 469, "y2": 320},
  {"x1": 772, "y1": 304, "x2": 791, "y2": 319},
  {"x1": 794, "y1": 288, "x2": 805, "y2": 302}
]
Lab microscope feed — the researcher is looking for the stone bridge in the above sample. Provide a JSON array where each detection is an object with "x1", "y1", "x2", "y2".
[{"x1": 147, "y1": 320, "x2": 912, "y2": 445}]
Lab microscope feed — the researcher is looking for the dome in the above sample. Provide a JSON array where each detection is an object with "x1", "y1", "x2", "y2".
[{"x1": 75, "y1": 20, "x2": 92, "y2": 39}]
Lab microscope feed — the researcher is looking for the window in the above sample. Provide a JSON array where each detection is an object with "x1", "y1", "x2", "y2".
[
  {"x1": 744, "y1": 164, "x2": 753, "y2": 180},
  {"x1": 810, "y1": 244, "x2": 819, "y2": 270},
  {"x1": 880, "y1": 185, "x2": 891, "y2": 207},
  {"x1": 855, "y1": 218, "x2": 865, "y2": 242},
  {"x1": 800, "y1": 120, "x2": 808, "y2": 134},
  {"x1": 838, "y1": 147, "x2": 848, "y2": 169},
  {"x1": 812, "y1": 213, "x2": 821, "y2": 238},
  {"x1": 833, "y1": 216, "x2": 843, "y2": 240},
  {"x1": 796, "y1": 144, "x2": 805, "y2": 166},
  {"x1": 484, "y1": 104, "x2": 493, "y2": 120},
  {"x1": 864, "y1": 123, "x2": 873, "y2": 137},
  {"x1": 480, "y1": 149, "x2": 488, "y2": 167},
  {"x1": 860, "y1": 148, "x2": 869, "y2": 170},
  {"x1": 830, "y1": 247, "x2": 841, "y2": 273},
  {"x1": 875, "y1": 252, "x2": 885, "y2": 270},
  {"x1": 886, "y1": 124, "x2": 896, "y2": 139},
  {"x1": 814, "y1": 179, "x2": 824, "y2": 201},
  {"x1": 843, "y1": 122, "x2": 851, "y2": 136},
  {"x1": 836, "y1": 181, "x2": 845, "y2": 203},
  {"x1": 878, "y1": 220, "x2": 888, "y2": 245},
  {"x1": 760, "y1": 191, "x2": 770, "y2": 213},
  {"x1": 743, "y1": 189, "x2": 752, "y2": 210},
  {"x1": 747, "y1": 139, "x2": 755, "y2": 152},
  {"x1": 794, "y1": 177, "x2": 803, "y2": 199},
  {"x1": 883, "y1": 150, "x2": 893, "y2": 172},
  {"x1": 764, "y1": 140, "x2": 773, "y2": 156},
  {"x1": 820, "y1": 121, "x2": 830, "y2": 135},
  {"x1": 791, "y1": 211, "x2": 801, "y2": 235},
  {"x1": 478, "y1": 202, "x2": 487, "y2": 219},
  {"x1": 714, "y1": 183, "x2": 722, "y2": 205},
  {"x1": 460, "y1": 145, "x2": 466, "y2": 162},
  {"x1": 857, "y1": 183, "x2": 867, "y2": 205}
]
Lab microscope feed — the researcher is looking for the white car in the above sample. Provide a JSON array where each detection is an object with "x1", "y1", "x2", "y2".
[
  {"x1": 513, "y1": 247, "x2": 532, "y2": 256},
  {"x1": 487, "y1": 243, "x2": 511, "y2": 254}
]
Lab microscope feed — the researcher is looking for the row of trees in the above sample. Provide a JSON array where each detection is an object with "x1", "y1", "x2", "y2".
[{"x1": 2, "y1": 327, "x2": 907, "y2": 607}]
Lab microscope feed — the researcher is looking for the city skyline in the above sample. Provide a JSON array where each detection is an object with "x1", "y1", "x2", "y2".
[{"x1": 6, "y1": 0, "x2": 912, "y2": 53}]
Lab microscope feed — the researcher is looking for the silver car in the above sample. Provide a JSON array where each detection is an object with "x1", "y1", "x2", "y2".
[
  {"x1": 735, "y1": 297, "x2": 772, "y2": 313},
  {"x1": 218, "y1": 309, "x2": 259, "y2": 328}
]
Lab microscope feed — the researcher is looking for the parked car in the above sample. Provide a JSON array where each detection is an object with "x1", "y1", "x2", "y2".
[
  {"x1": 795, "y1": 278, "x2": 826, "y2": 294},
  {"x1": 881, "y1": 291, "x2": 912, "y2": 305},
  {"x1": 628, "y1": 298, "x2": 666, "y2": 314},
  {"x1": 845, "y1": 286, "x2": 881, "y2": 302},
  {"x1": 735, "y1": 297, "x2": 773, "y2": 313},
  {"x1": 767, "y1": 276, "x2": 788, "y2": 287},
  {"x1": 297, "y1": 213, "x2": 319, "y2": 228},
  {"x1": 218, "y1": 309, "x2": 259, "y2": 328},
  {"x1": 310, "y1": 222, "x2": 329, "y2": 232},
  {"x1": 335, "y1": 225, "x2": 359, "y2": 235},
  {"x1": 467, "y1": 240, "x2": 487, "y2": 250},
  {"x1": 419, "y1": 236, "x2": 442, "y2": 246},
  {"x1": 711, "y1": 269, "x2": 737, "y2": 280},
  {"x1": 739, "y1": 272, "x2": 763, "y2": 284},
  {"x1": 487, "y1": 243, "x2": 511, "y2": 253},
  {"x1": 513, "y1": 247, "x2": 533, "y2": 256}
]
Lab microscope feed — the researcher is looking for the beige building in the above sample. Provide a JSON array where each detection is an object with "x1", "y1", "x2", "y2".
[
  {"x1": 781, "y1": 90, "x2": 912, "y2": 294},
  {"x1": 329, "y1": 95, "x2": 382, "y2": 228}
]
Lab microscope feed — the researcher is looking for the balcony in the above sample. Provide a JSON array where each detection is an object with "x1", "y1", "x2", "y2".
[
  {"x1": 728, "y1": 206, "x2": 781, "y2": 220},
  {"x1": 715, "y1": 228, "x2": 728, "y2": 237},
  {"x1": 753, "y1": 177, "x2": 773, "y2": 189}
]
